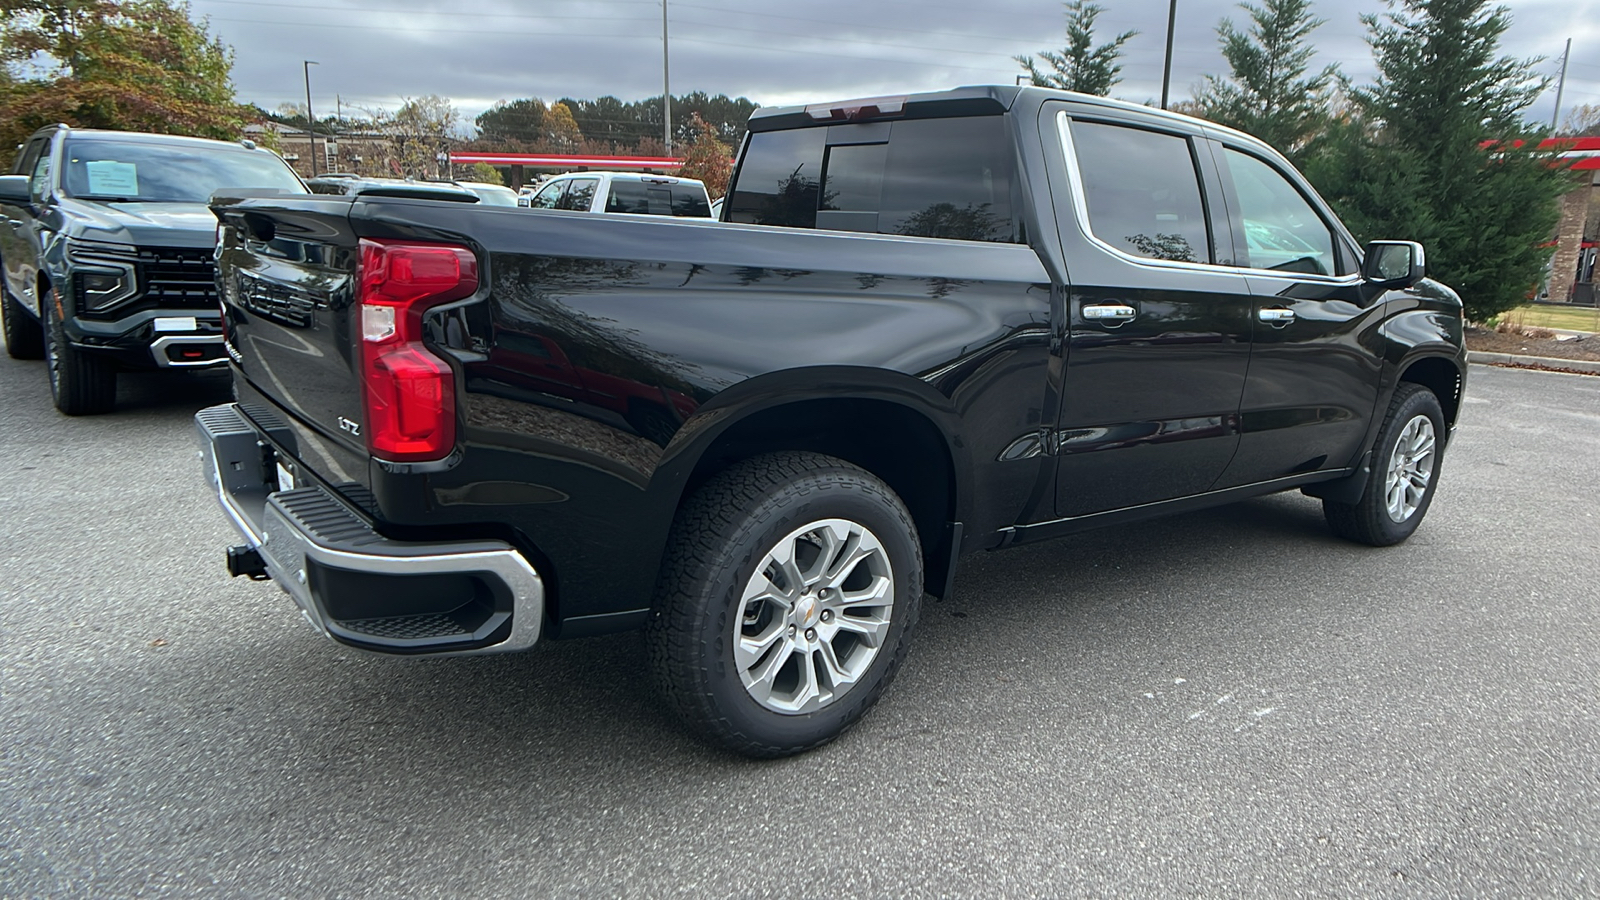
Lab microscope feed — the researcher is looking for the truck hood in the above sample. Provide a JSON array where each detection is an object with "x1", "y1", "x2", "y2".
[{"x1": 60, "y1": 198, "x2": 217, "y2": 248}]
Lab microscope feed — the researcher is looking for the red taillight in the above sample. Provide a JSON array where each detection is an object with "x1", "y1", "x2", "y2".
[{"x1": 357, "y1": 238, "x2": 478, "y2": 462}]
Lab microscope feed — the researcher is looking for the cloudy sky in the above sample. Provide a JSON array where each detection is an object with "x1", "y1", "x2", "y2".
[{"x1": 188, "y1": 0, "x2": 1600, "y2": 131}]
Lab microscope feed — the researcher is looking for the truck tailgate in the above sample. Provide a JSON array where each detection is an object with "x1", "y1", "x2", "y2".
[{"x1": 215, "y1": 196, "x2": 369, "y2": 462}]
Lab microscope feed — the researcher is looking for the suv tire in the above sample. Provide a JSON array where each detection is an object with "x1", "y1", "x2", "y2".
[
  {"x1": 1324, "y1": 383, "x2": 1444, "y2": 546},
  {"x1": 43, "y1": 287, "x2": 117, "y2": 415},
  {"x1": 2, "y1": 277, "x2": 44, "y2": 361},
  {"x1": 647, "y1": 451, "x2": 923, "y2": 758}
]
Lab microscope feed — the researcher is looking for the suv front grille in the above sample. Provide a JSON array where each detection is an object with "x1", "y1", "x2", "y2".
[{"x1": 139, "y1": 246, "x2": 218, "y2": 309}]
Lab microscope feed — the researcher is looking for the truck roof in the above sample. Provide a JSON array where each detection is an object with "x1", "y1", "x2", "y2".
[{"x1": 746, "y1": 84, "x2": 1262, "y2": 150}]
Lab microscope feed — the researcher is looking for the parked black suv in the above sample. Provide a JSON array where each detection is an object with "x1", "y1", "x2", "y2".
[{"x1": 0, "y1": 126, "x2": 306, "y2": 414}]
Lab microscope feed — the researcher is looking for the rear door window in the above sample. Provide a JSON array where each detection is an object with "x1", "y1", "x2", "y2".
[{"x1": 1068, "y1": 120, "x2": 1212, "y2": 264}]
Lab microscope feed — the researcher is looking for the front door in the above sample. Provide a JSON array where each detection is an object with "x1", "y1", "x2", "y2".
[
  {"x1": 1045, "y1": 108, "x2": 1255, "y2": 517},
  {"x1": 0, "y1": 137, "x2": 46, "y2": 308},
  {"x1": 1206, "y1": 143, "x2": 1385, "y2": 487}
]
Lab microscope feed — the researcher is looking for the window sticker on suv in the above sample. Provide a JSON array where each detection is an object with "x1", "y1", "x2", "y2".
[{"x1": 86, "y1": 161, "x2": 139, "y2": 196}]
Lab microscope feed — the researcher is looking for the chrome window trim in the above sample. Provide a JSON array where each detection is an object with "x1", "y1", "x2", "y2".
[{"x1": 1054, "y1": 111, "x2": 1364, "y2": 287}]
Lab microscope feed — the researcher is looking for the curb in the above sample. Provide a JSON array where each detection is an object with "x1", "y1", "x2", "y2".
[{"x1": 1467, "y1": 350, "x2": 1600, "y2": 375}]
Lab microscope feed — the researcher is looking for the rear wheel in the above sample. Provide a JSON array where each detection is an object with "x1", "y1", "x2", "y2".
[
  {"x1": 43, "y1": 286, "x2": 117, "y2": 415},
  {"x1": 647, "y1": 451, "x2": 923, "y2": 758},
  {"x1": 1324, "y1": 383, "x2": 1444, "y2": 546},
  {"x1": 2, "y1": 276, "x2": 44, "y2": 360}
]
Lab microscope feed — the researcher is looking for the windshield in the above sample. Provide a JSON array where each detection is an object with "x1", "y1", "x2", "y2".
[{"x1": 60, "y1": 138, "x2": 305, "y2": 202}]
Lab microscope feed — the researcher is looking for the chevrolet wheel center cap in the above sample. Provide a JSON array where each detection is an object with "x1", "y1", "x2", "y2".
[{"x1": 795, "y1": 595, "x2": 819, "y2": 628}]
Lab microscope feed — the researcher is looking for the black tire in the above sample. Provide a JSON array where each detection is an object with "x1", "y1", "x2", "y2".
[
  {"x1": 43, "y1": 286, "x2": 117, "y2": 415},
  {"x1": 646, "y1": 451, "x2": 923, "y2": 758},
  {"x1": 1324, "y1": 383, "x2": 1445, "y2": 546},
  {"x1": 2, "y1": 280, "x2": 44, "y2": 360}
]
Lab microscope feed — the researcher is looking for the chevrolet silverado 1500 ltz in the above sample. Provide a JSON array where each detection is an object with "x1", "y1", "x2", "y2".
[{"x1": 196, "y1": 86, "x2": 1465, "y2": 757}]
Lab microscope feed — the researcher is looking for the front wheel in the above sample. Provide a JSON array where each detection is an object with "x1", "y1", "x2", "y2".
[
  {"x1": 44, "y1": 287, "x2": 117, "y2": 415},
  {"x1": 2, "y1": 279, "x2": 44, "y2": 360},
  {"x1": 647, "y1": 451, "x2": 923, "y2": 758},
  {"x1": 1324, "y1": 383, "x2": 1444, "y2": 546}
]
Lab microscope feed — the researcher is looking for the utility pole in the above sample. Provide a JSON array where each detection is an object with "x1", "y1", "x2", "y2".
[
  {"x1": 1552, "y1": 38, "x2": 1572, "y2": 131},
  {"x1": 303, "y1": 60, "x2": 320, "y2": 176},
  {"x1": 1160, "y1": 0, "x2": 1177, "y2": 110},
  {"x1": 662, "y1": 0, "x2": 672, "y2": 154}
]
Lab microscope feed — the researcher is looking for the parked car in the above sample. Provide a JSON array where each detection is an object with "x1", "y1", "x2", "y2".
[
  {"x1": 522, "y1": 171, "x2": 713, "y2": 217},
  {"x1": 198, "y1": 85, "x2": 1466, "y2": 757},
  {"x1": 453, "y1": 180, "x2": 519, "y2": 207},
  {"x1": 306, "y1": 175, "x2": 479, "y2": 203},
  {"x1": 0, "y1": 126, "x2": 306, "y2": 414}
]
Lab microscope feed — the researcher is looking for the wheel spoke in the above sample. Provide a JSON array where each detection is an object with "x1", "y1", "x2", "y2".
[
  {"x1": 799, "y1": 525, "x2": 843, "y2": 585},
  {"x1": 832, "y1": 612, "x2": 890, "y2": 648},
  {"x1": 748, "y1": 575, "x2": 794, "y2": 612},
  {"x1": 790, "y1": 650, "x2": 823, "y2": 710},
  {"x1": 822, "y1": 531, "x2": 874, "y2": 588},
  {"x1": 837, "y1": 574, "x2": 891, "y2": 608},
  {"x1": 743, "y1": 638, "x2": 797, "y2": 706},
  {"x1": 817, "y1": 640, "x2": 858, "y2": 689},
  {"x1": 735, "y1": 619, "x2": 787, "y2": 670}
]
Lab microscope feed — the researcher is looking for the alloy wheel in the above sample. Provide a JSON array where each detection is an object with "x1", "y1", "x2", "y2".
[
  {"x1": 1384, "y1": 414, "x2": 1436, "y2": 523},
  {"x1": 733, "y1": 518, "x2": 895, "y2": 715}
]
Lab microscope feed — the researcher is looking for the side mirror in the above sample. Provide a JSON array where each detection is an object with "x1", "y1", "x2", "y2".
[
  {"x1": 0, "y1": 174, "x2": 31, "y2": 206},
  {"x1": 1363, "y1": 240, "x2": 1426, "y2": 288}
]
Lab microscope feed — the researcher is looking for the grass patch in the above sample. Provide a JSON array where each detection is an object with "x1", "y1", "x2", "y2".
[{"x1": 1498, "y1": 305, "x2": 1600, "y2": 333}]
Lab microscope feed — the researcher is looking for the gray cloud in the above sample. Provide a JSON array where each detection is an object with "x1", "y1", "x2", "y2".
[{"x1": 195, "y1": 0, "x2": 1600, "y2": 130}]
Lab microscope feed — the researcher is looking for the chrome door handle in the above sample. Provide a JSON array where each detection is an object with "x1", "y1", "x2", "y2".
[
  {"x1": 1258, "y1": 307, "x2": 1296, "y2": 325},
  {"x1": 1083, "y1": 303, "x2": 1137, "y2": 321}
]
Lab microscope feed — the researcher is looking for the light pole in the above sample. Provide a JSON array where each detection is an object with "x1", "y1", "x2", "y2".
[
  {"x1": 303, "y1": 60, "x2": 320, "y2": 176},
  {"x1": 662, "y1": 0, "x2": 672, "y2": 154},
  {"x1": 1160, "y1": 0, "x2": 1177, "y2": 110},
  {"x1": 1552, "y1": 38, "x2": 1572, "y2": 131}
]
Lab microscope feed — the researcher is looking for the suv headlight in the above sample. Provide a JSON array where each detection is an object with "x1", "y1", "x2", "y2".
[{"x1": 66, "y1": 239, "x2": 139, "y2": 313}]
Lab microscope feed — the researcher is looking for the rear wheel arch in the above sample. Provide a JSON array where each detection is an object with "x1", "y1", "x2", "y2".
[{"x1": 669, "y1": 393, "x2": 965, "y2": 599}]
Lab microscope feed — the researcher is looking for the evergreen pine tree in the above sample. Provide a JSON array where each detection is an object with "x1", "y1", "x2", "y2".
[
  {"x1": 1194, "y1": 0, "x2": 1337, "y2": 163},
  {"x1": 1016, "y1": 1, "x2": 1137, "y2": 97},
  {"x1": 1304, "y1": 0, "x2": 1570, "y2": 321}
]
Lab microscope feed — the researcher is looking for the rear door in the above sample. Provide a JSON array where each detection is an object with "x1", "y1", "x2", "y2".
[
  {"x1": 1044, "y1": 105, "x2": 1255, "y2": 517},
  {"x1": 1206, "y1": 140, "x2": 1384, "y2": 487}
]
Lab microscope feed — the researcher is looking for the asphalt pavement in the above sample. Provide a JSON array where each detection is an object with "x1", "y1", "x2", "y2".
[{"x1": 2, "y1": 356, "x2": 1597, "y2": 898}]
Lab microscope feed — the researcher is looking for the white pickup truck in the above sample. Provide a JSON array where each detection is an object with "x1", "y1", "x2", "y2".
[{"x1": 518, "y1": 171, "x2": 713, "y2": 217}]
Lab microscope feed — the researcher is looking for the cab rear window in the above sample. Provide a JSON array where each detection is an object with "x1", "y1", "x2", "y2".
[
  {"x1": 605, "y1": 181, "x2": 712, "y2": 217},
  {"x1": 727, "y1": 117, "x2": 1022, "y2": 243}
]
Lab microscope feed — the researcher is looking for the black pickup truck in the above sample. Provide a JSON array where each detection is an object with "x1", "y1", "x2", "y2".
[
  {"x1": 197, "y1": 86, "x2": 1466, "y2": 757},
  {"x1": 0, "y1": 126, "x2": 306, "y2": 414}
]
